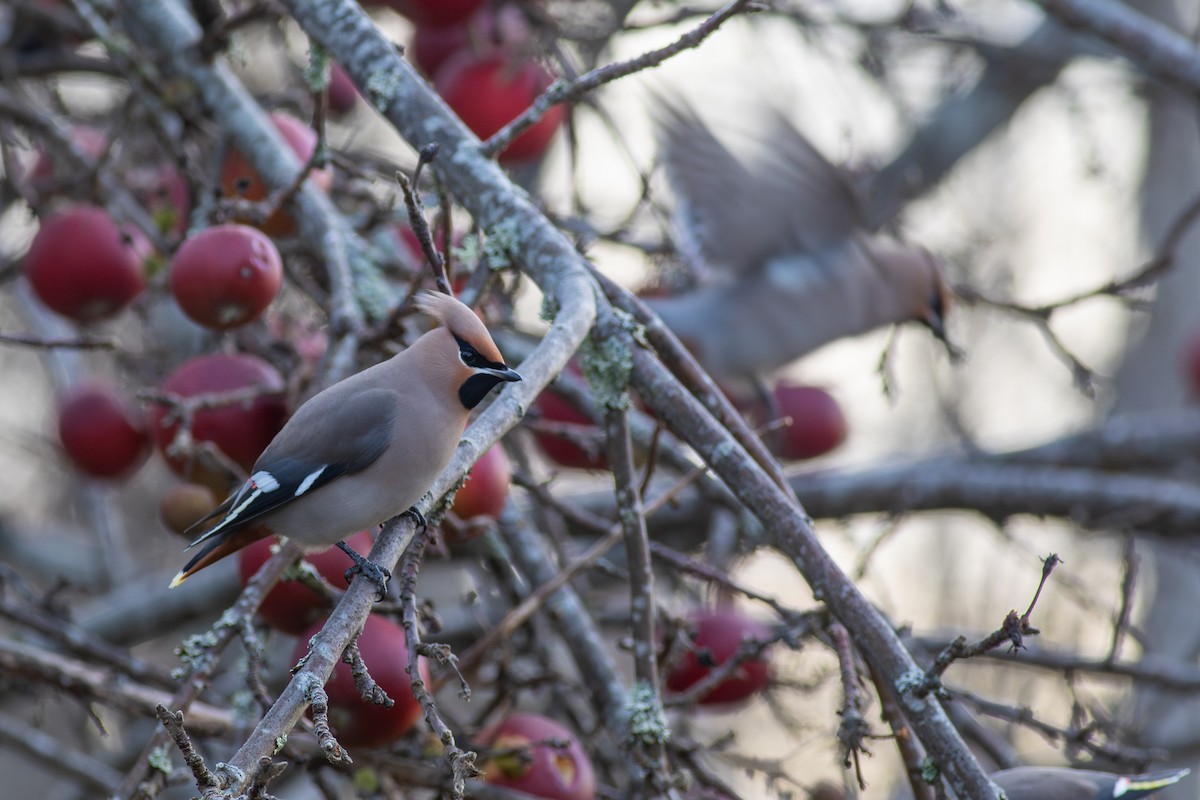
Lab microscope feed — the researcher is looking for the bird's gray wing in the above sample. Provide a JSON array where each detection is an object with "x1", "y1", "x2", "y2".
[
  {"x1": 184, "y1": 389, "x2": 398, "y2": 544},
  {"x1": 657, "y1": 100, "x2": 863, "y2": 275}
]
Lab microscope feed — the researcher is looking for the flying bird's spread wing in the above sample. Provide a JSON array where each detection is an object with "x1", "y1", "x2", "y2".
[
  {"x1": 763, "y1": 108, "x2": 863, "y2": 252},
  {"x1": 658, "y1": 100, "x2": 862, "y2": 276}
]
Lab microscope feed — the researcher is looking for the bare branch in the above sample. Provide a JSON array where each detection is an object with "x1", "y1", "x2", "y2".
[
  {"x1": 482, "y1": 0, "x2": 761, "y2": 158},
  {"x1": 1031, "y1": 0, "x2": 1200, "y2": 93}
]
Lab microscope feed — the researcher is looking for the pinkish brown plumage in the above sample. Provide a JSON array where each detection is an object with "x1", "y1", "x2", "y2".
[{"x1": 171, "y1": 292, "x2": 520, "y2": 588}]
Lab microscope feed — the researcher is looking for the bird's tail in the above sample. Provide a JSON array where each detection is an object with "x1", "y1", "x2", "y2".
[
  {"x1": 1122, "y1": 768, "x2": 1191, "y2": 799},
  {"x1": 169, "y1": 524, "x2": 271, "y2": 588}
]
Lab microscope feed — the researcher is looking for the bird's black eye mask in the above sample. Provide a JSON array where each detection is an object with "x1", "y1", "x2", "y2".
[
  {"x1": 455, "y1": 335, "x2": 508, "y2": 372},
  {"x1": 455, "y1": 335, "x2": 519, "y2": 409}
]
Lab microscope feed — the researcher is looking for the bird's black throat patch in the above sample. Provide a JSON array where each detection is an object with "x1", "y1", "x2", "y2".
[{"x1": 459, "y1": 374, "x2": 505, "y2": 410}]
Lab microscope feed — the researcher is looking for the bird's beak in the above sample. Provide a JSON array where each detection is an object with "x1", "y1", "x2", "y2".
[
  {"x1": 923, "y1": 310, "x2": 948, "y2": 343},
  {"x1": 483, "y1": 366, "x2": 522, "y2": 382},
  {"x1": 921, "y1": 312, "x2": 964, "y2": 363}
]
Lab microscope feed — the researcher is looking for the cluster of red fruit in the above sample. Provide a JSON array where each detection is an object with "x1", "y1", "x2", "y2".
[
  {"x1": 22, "y1": 108, "x2": 297, "y2": 484},
  {"x1": 389, "y1": 0, "x2": 565, "y2": 163},
  {"x1": 36, "y1": 213, "x2": 284, "y2": 484},
  {"x1": 29, "y1": 7, "x2": 769, "y2": 792},
  {"x1": 324, "y1": 1, "x2": 565, "y2": 163}
]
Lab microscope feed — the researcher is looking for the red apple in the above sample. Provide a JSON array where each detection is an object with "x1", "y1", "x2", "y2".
[
  {"x1": 479, "y1": 712, "x2": 596, "y2": 800},
  {"x1": 386, "y1": 0, "x2": 483, "y2": 28},
  {"x1": 160, "y1": 483, "x2": 218, "y2": 537},
  {"x1": 664, "y1": 609, "x2": 773, "y2": 706},
  {"x1": 24, "y1": 205, "x2": 146, "y2": 322},
  {"x1": 169, "y1": 224, "x2": 283, "y2": 330},
  {"x1": 150, "y1": 353, "x2": 287, "y2": 481},
  {"x1": 410, "y1": 6, "x2": 528, "y2": 78},
  {"x1": 241, "y1": 530, "x2": 375, "y2": 634},
  {"x1": 328, "y1": 64, "x2": 360, "y2": 115},
  {"x1": 435, "y1": 53, "x2": 564, "y2": 163},
  {"x1": 293, "y1": 614, "x2": 429, "y2": 748},
  {"x1": 219, "y1": 113, "x2": 332, "y2": 237},
  {"x1": 57, "y1": 382, "x2": 150, "y2": 479},
  {"x1": 450, "y1": 444, "x2": 510, "y2": 522},
  {"x1": 771, "y1": 383, "x2": 846, "y2": 461},
  {"x1": 411, "y1": 23, "x2": 472, "y2": 78},
  {"x1": 26, "y1": 126, "x2": 107, "y2": 195}
]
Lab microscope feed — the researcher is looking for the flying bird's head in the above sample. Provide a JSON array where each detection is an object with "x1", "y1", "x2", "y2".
[
  {"x1": 414, "y1": 291, "x2": 521, "y2": 409},
  {"x1": 910, "y1": 246, "x2": 952, "y2": 344},
  {"x1": 869, "y1": 239, "x2": 958, "y2": 358}
]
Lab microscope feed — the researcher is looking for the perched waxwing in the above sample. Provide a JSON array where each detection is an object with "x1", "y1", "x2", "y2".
[
  {"x1": 169, "y1": 291, "x2": 520, "y2": 589},
  {"x1": 645, "y1": 102, "x2": 951, "y2": 383},
  {"x1": 990, "y1": 766, "x2": 1190, "y2": 800}
]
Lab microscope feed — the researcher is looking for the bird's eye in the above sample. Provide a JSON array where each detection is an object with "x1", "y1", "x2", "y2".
[{"x1": 460, "y1": 348, "x2": 479, "y2": 366}]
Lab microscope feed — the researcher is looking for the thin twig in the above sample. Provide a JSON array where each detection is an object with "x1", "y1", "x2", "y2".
[
  {"x1": 342, "y1": 637, "x2": 393, "y2": 707},
  {"x1": 398, "y1": 523, "x2": 480, "y2": 799},
  {"x1": 155, "y1": 705, "x2": 219, "y2": 791},
  {"x1": 604, "y1": 406, "x2": 672, "y2": 788},
  {"x1": 0, "y1": 331, "x2": 119, "y2": 349},
  {"x1": 482, "y1": 0, "x2": 761, "y2": 158},
  {"x1": 307, "y1": 684, "x2": 352, "y2": 766},
  {"x1": 1107, "y1": 536, "x2": 1139, "y2": 664},
  {"x1": 395, "y1": 143, "x2": 452, "y2": 296},
  {"x1": 829, "y1": 623, "x2": 871, "y2": 789}
]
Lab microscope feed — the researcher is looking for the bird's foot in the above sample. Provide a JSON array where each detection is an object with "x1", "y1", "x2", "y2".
[
  {"x1": 337, "y1": 540, "x2": 391, "y2": 601},
  {"x1": 405, "y1": 506, "x2": 428, "y2": 534}
]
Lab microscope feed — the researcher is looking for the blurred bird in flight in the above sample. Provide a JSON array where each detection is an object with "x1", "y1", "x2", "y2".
[{"x1": 645, "y1": 101, "x2": 954, "y2": 386}]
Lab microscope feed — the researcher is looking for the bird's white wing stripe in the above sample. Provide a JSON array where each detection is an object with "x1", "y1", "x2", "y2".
[
  {"x1": 294, "y1": 466, "x2": 326, "y2": 497},
  {"x1": 189, "y1": 486, "x2": 263, "y2": 545},
  {"x1": 1115, "y1": 777, "x2": 1130, "y2": 797},
  {"x1": 219, "y1": 488, "x2": 262, "y2": 527},
  {"x1": 251, "y1": 471, "x2": 280, "y2": 491},
  {"x1": 207, "y1": 471, "x2": 282, "y2": 533}
]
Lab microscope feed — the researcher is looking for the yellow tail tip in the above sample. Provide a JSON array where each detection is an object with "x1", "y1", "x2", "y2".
[{"x1": 168, "y1": 571, "x2": 187, "y2": 589}]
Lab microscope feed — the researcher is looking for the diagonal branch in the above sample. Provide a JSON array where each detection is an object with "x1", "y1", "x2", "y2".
[
  {"x1": 1030, "y1": 0, "x2": 1200, "y2": 93},
  {"x1": 482, "y1": 0, "x2": 760, "y2": 158}
]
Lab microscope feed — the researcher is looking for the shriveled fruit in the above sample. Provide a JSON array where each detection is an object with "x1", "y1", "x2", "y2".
[{"x1": 479, "y1": 712, "x2": 596, "y2": 800}]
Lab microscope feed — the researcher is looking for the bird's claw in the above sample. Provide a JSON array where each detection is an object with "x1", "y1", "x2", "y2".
[
  {"x1": 405, "y1": 506, "x2": 428, "y2": 534},
  {"x1": 336, "y1": 540, "x2": 391, "y2": 601}
]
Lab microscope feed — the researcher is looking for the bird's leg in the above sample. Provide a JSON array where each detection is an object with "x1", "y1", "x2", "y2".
[
  {"x1": 750, "y1": 375, "x2": 784, "y2": 451},
  {"x1": 404, "y1": 506, "x2": 427, "y2": 534},
  {"x1": 337, "y1": 540, "x2": 391, "y2": 601}
]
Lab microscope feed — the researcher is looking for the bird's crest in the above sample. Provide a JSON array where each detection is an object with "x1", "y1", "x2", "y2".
[{"x1": 414, "y1": 291, "x2": 501, "y2": 361}]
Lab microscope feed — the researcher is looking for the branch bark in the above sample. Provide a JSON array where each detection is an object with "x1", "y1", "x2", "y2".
[{"x1": 1030, "y1": 0, "x2": 1200, "y2": 93}]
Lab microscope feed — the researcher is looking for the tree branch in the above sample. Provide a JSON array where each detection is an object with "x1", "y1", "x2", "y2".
[{"x1": 1030, "y1": 0, "x2": 1200, "y2": 93}]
